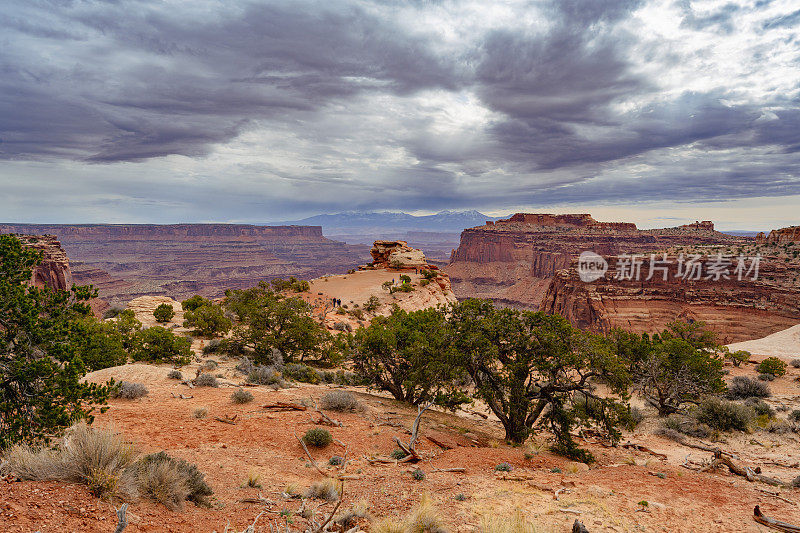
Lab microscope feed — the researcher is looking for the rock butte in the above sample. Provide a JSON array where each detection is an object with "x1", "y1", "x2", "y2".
[{"x1": 446, "y1": 214, "x2": 800, "y2": 342}]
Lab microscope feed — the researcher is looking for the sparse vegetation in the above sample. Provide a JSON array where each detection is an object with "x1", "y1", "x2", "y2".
[
  {"x1": 111, "y1": 381, "x2": 149, "y2": 400},
  {"x1": 153, "y1": 303, "x2": 175, "y2": 323},
  {"x1": 133, "y1": 451, "x2": 213, "y2": 508},
  {"x1": 193, "y1": 407, "x2": 208, "y2": 419},
  {"x1": 183, "y1": 302, "x2": 232, "y2": 337},
  {"x1": 231, "y1": 388, "x2": 254, "y2": 404},
  {"x1": 320, "y1": 390, "x2": 361, "y2": 412},
  {"x1": 494, "y1": 462, "x2": 512, "y2": 472},
  {"x1": 302, "y1": 428, "x2": 332, "y2": 448},
  {"x1": 195, "y1": 373, "x2": 219, "y2": 388},
  {"x1": 695, "y1": 398, "x2": 752, "y2": 432},
  {"x1": 727, "y1": 376, "x2": 770, "y2": 399},
  {"x1": 757, "y1": 357, "x2": 787, "y2": 377},
  {"x1": 168, "y1": 369, "x2": 183, "y2": 380},
  {"x1": 411, "y1": 468, "x2": 425, "y2": 480},
  {"x1": 131, "y1": 326, "x2": 192, "y2": 365},
  {"x1": 791, "y1": 359, "x2": 800, "y2": 368},
  {"x1": 305, "y1": 477, "x2": 341, "y2": 501},
  {"x1": 284, "y1": 363, "x2": 320, "y2": 384},
  {"x1": 328, "y1": 455, "x2": 344, "y2": 466},
  {"x1": 181, "y1": 295, "x2": 213, "y2": 312}
]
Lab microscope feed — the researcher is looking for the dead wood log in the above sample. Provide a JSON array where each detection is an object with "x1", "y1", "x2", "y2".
[
  {"x1": 262, "y1": 402, "x2": 307, "y2": 411},
  {"x1": 294, "y1": 432, "x2": 327, "y2": 477},
  {"x1": 426, "y1": 435, "x2": 455, "y2": 450},
  {"x1": 754, "y1": 506, "x2": 800, "y2": 532},
  {"x1": 708, "y1": 451, "x2": 788, "y2": 487},
  {"x1": 114, "y1": 503, "x2": 128, "y2": 533},
  {"x1": 621, "y1": 442, "x2": 667, "y2": 460},
  {"x1": 756, "y1": 487, "x2": 797, "y2": 505},
  {"x1": 431, "y1": 467, "x2": 466, "y2": 473},
  {"x1": 215, "y1": 415, "x2": 238, "y2": 425},
  {"x1": 171, "y1": 393, "x2": 193, "y2": 399}
]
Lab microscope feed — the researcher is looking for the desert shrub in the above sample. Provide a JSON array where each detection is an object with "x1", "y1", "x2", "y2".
[
  {"x1": 247, "y1": 365, "x2": 284, "y2": 387},
  {"x1": 654, "y1": 427, "x2": 686, "y2": 443},
  {"x1": 153, "y1": 303, "x2": 175, "y2": 323},
  {"x1": 335, "y1": 500, "x2": 371, "y2": 530},
  {"x1": 103, "y1": 307, "x2": 124, "y2": 320},
  {"x1": 333, "y1": 321, "x2": 352, "y2": 332},
  {"x1": 695, "y1": 398, "x2": 751, "y2": 432},
  {"x1": 183, "y1": 303, "x2": 232, "y2": 337},
  {"x1": 3, "y1": 423, "x2": 136, "y2": 499},
  {"x1": 727, "y1": 376, "x2": 770, "y2": 399},
  {"x1": 284, "y1": 363, "x2": 320, "y2": 384},
  {"x1": 167, "y1": 369, "x2": 183, "y2": 380},
  {"x1": 236, "y1": 356, "x2": 256, "y2": 375},
  {"x1": 133, "y1": 451, "x2": 212, "y2": 508},
  {"x1": 320, "y1": 391, "x2": 361, "y2": 412},
  {"x1": 302, "y1": 428, "x2": 332, "y2": 448},
  {"x1": 759, "y1": 373, "x2": 776, "y2": 381},
  {"x1": 70, "y1": 318, "x2": 129, "y2": 371},
  {"x1": 349, "y1": 308, "x2": 365, "y2": 320},
  {"x1": 411, "y1": 468, "x2": 425, "y2": 481},
  {"x1": 231, "y1": 388, "x2": 254, "y2": 404},
  {"x1": 662, "y1": 414, "x2": 712, "y2": 438},
  {"x1": 791, "y1": 359, "x2": 800, "y2": 368},
  {"x1": 192, "y1": 407, "x2": 208, "y2": 419},
  {"x1": 745, "y1": 398, "x2": 775, "y2": 418},
  {"x1": 328, "y1": 455, "x2": 344, "y2": 466},
  {"x1": 389, "y1": 283, "x2": 414, "y2": 294},
  {"x1": 306, "y1": 477, "x2": 341, "y2": 501},
  {"x1": 789, "y1": 410, "x2": 800, "y2": 422},
  {"x1": 111, "y1": 381, "x2": 149, "y2": 400},
  {"x1": 202, "y1": 360, "x2": 218, "y2": 371},
  {"x1": 195, "y1": 374, "x2": 219, "y2": 388},
  {"x1": 131, "y1": 326, "x2": 192, "y2": 365},
  {"x1": 390, "y1": 448, "x2": 408, "y2": 460},
  {"x1": 494, "y1": 462, "x2": 512, "y2": 472},
  {"x1": 243, "y1": 471, "x2": 262, "y2": 488},
  {"x1": 181, "y1": 295, "x2": 212, "y2": 312},
  {"x1": 363, "y1": 295, "x2": 381, "y2": 312},
  {"x1": 201, "y1": 339, "x2": 224, "y2": 355},
  {"x1": 620, "y1": 405, "x2": 645, "y2": 430},
  {"x1": 726, "y1": 350, "x2": 751, "y2": 367},
  {"x1": 757, "y1": 357, "x2": 787, "y2": 377}
]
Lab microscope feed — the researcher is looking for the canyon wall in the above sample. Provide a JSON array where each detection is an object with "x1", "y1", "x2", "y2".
[
  {"x1": 761, "y1": 225, "x2": 800, "y2": 244},
  {"x1": 13, "y1": 234, "x2": 73, "y2": 291},
  {"x1": 540, "y1": 255, "x2": 800, "y2": 343},
  {"x1": 0, "y1": 224, "x2": 369, "y2": 308}
]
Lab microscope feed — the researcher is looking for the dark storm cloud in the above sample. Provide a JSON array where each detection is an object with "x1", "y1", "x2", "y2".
[{"x1": 1, "y1": 0, "x2": 800, "y2": 221}]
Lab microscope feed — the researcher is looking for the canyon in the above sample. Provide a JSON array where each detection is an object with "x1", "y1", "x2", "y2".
[
  {"x1": 12, "y1": 234, "x2": 73, "y2": 291},
  {"x1": 446, "y1": 214, "x2": 800, "y2": 342},
  {"x1": 0, "y1": 224, "x2": 368, "y2": 308}
]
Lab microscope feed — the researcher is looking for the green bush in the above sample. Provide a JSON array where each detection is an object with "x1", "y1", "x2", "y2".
[
  {"x1": 153, "y1": 303, "x2": 175, "y2": 323},
  {"x1": 695, "y1": 398, "x2": 751, "y2": 432},
  {"x1": 494, "y1": 462, "x2": 512, "y2": 472},
  {"x1": 757, "y1": 357, "x2": 787, "y2": 377},
  {"x1": 111, "y1": 381, "x2": 149, "y2": 400},
  {"x1": 195, "y1": 374, "x2": 219, "y2": 388},
  {"x1": 131, "y1": 327, "x2": 192, "y2": 365},
  {"x1": 302, "y1": 428, "x2": 332, "y2": 448},
  {"x1": 390, "y1": 449, "x2": 408, "y2": 460},
  {"x1": 411, "y1": 468, "x2": 425, "y2": 481},
  {"x1": 181, "y1": 295, "x2": 212, "y2": 312},
  {"x1": 183, "y1": 304, "x2": 232, "y2": 337},
  {"x1": 363, "y1": 296, "x2": 381, "y2": 312},
  {"x1": 284, "y1": 363, "x2": 320, "y2": 384},
  {"x1": 662, "y1": 414, "x2": 712, "y2": 438},
  {"x1": 70, "y1": 318, "x2": 129, "y2": 371}
]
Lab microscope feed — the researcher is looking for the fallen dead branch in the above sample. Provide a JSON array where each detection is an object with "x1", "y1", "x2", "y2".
[
  {"x1": 239, "y1": 493, "x2": 276, "y2": 506},
  {"x1": 426, "y1": 435, "x2": 455, "y2": 450},
  {"x1": 262, "y1": 402, "x2": 307, "y2": 411},
  {"x1": 114, "y1": 503, "x2": 128, "y2": 533},
  {"x1": 431, "y1": 467, "x2": 466, "y2": 473},
  {"x1": 295, "y1": 432, "x2": 327, "y2": 477},
  {"x1": 215, "y1": 415, "x2": 238, "y2": 425},
  {"x1": 621, "y1": 442, "x2": 667, "y2": 460},
  {"x1": 170, "y1": 393, "x2": 193, "y2": 399},
  {"x1": 307, "y1": 398, "x2": 343, "y2": 427},
  {"x1": 706, "y1": 451, "x2": 789, "y2": 487},
  {"x1": 754, "y1": 505, "x2": 800, "y2": 532},
  {"x1": 756, "y1": 487, "x2": 797, "y2": 505}
]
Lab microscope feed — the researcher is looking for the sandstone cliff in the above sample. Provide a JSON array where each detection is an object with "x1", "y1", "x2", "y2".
[
  {"x1": 761, "y1": 225, "x2": 800, "y2": 244},
  {"x1": 0, "y1": 224, "x2": 369, "y2": 307},
  {"x1": 13, "y1": 234, "x2": 73, "y2": 291},
  {"x1": 446, "y1": 213, "x2": 747, "y2": 309}
]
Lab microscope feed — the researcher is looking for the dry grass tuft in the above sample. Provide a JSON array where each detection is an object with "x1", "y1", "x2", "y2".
[
  {"x1": 193, "y1": 407, "x2": 209, "y2": 419},
  {"x1": 480, "y1": 510, "x2": 539, "y2": 533},
  {"x1": 320, "y1": 390, "x2": 361, "y2": 412},
  {"x1": 372, "y1": 519, "x2": 407, "y2": 533},
  {"x1": 305, "y1": 477, "x2": 342, "y2": 501},
  {"x1": 404, "y1": 494, "x2": 447, "y2": 533},
  {"x1": 133, "y1": 458, "x2": 190, "y2": 510}
]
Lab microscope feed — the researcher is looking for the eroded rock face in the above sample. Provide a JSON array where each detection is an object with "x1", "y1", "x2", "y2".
[
  {"x1": 369, "y1": 240, "x2": 427, "y2": 269},
  {"x1": 763, "y1": 226, "x2": 800, "y2": 244},
  {"x1": 12, "y1": 234, "x2": 73, "y2": 291},
  {"x1": 445, "y1": 213, "x2": 737, "y2": 309},
  {"x1": 540, "y1": 254, "x2": 800, "y2": 343}
]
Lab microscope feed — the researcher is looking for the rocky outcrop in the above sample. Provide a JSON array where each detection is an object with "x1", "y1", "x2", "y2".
[
  {"x1": 367, "y1": 240, "x2": 428, "y2": 269},
  {"x1": 0, "y1": 224, "x2": 369, "y2": 307},
  {"x1": 762, "y1": 225, "x2": 800, "y2": 244},
  {"x1": 540, "y1": 254, "x2": 800, "y2": 343},
  {"x1": 13, "y1": 234, "x2": 73, "y2": 291},
  {"x1": 446, "y1": 213, "x2": 748, "y2": 309}
]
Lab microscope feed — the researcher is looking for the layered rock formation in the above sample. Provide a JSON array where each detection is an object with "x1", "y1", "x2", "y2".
[
  {"x1": 445, "y1": 212, "x2": 800, "y2": 341},
  {"x1": 758, "y1": 225, "x2": 800, "y2": 244},
  {"x1": 13, "y1": 234, "x2": 73, "y2": 290},
  {"x1": 541, "y1": 254, "x2": 800, "y2": 343},
  {"x1": 367, "y1": 240, "x2": 428, "y2": 269},
  {"x1": 0, "y1": 224, "x2": 369, "y2": 307}
]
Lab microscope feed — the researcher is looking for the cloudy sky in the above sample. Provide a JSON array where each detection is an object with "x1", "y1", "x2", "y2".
[{"x1": 1, "y1": 0, "x2": 799, "y2": 229}]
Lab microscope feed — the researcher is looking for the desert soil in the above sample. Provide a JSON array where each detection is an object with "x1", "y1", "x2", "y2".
[{"x1": 3, "y1": 354, "x2": 800, "y2": 533}]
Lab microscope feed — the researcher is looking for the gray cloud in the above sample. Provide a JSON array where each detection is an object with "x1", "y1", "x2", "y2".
[{"x1": 0, "y1": 0, "x2": 799, "y2": 222}]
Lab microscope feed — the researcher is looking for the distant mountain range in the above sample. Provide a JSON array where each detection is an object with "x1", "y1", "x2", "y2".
[{"x1": 277, "y1": 210, "x2": 502, "y2": 233}]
